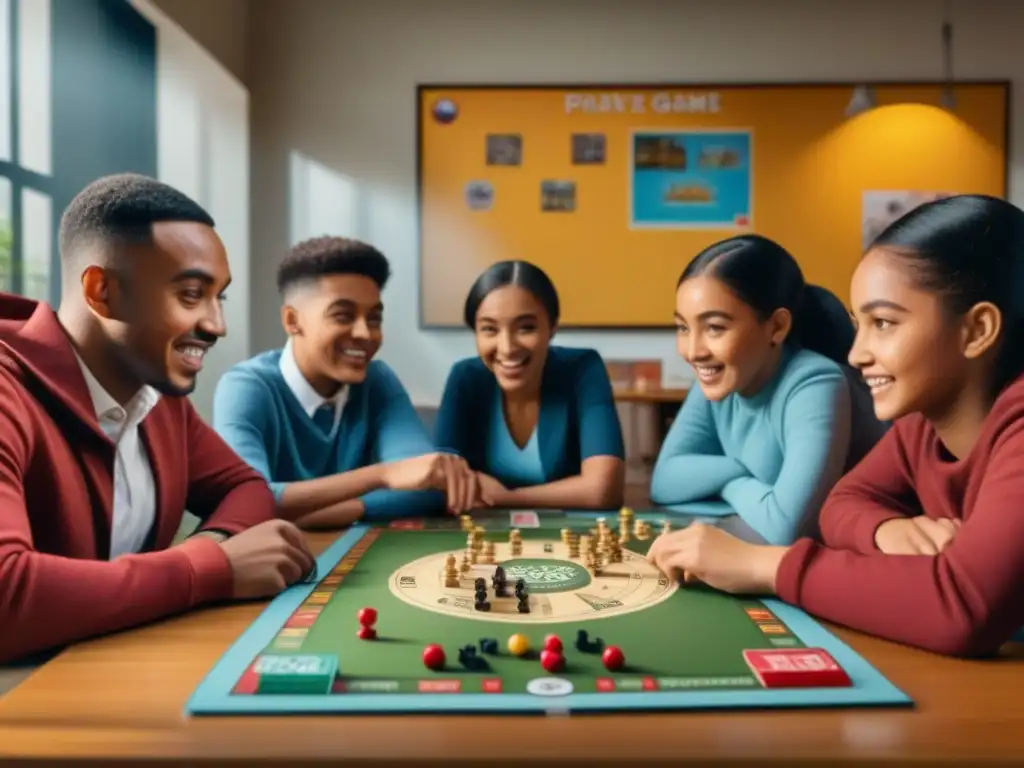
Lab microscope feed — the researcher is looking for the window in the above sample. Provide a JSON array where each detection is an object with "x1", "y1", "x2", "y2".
[{"x1": 0, "y1": 0, "x2": 54, "y2": 301}]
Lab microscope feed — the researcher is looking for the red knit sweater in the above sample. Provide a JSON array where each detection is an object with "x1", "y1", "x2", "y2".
[{"x1": 776, "y1": 374, "x2": 1024, "y2": 657}]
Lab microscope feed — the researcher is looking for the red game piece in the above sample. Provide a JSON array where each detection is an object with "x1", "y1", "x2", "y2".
[
  {"x1": 742, "y1": 648, "x2": 852, "y2": 688},
  {"x1": 422, "y1": 643, "x2": 446, "y2": 670},
  {"x1": 357, "y1": 626, "x2": 377, "y2": 640},
  {"x1": 358, "y1": 607, "x2": 377, "y2": 626},
  {"x1": 601, "y1": 646, "x2": 625, "y2": 671},
  {"x1": 540, "y1": 649, "x2": 565, "y2": 673},
  {"x1": 543, "y1": 634, "x2": 563, "y2": 653}
]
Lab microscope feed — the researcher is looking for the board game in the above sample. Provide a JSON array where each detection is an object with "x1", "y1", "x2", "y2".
[{"x1": 186, "y1": 509, "x2": 912, "y2": 715}]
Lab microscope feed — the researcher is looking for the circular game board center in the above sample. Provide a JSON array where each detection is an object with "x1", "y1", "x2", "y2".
[{"x1": 500, "y1": 558, "x2": 591, "y2": 593}]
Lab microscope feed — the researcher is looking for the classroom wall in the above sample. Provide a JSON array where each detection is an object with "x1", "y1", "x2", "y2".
[{"x1": 249, "y1": 0, "x2": 1024, "y2": 407}]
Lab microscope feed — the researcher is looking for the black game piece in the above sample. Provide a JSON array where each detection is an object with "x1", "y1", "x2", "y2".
[
  {"x1": 493, "y1": 566, "x2": 506, "y2": 582},
  {"x1": 458, "y1": 645, "x2": 489, "y2": 671},
  {"x1": 517, "y1": 596, "x2": 530, "y2": 614},
  {"x1": 515, "y1": 578, "x2": 526, "y2": 592},
  {"x1": 474, "y1": 577, "x2": 486, "y2": 589},
  {"x1": 543, "y1": 543, "x2": 554, "y2": 553},
  {"x1": 474, "y1": 599, "x2": 491, "y2": 612},
  {"x1": 479, "y1": 638, "x2": 499, "y2": 654},
  {"x1": 515, "y1": 581, "x2": 528, "y2": 599},
  {"x1": 575, "y1": 629, "x2": 604, "y2": 653}
]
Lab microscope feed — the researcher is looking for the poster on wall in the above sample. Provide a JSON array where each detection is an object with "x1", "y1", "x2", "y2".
[
  {"x1": 861, "y1": 191, "x2": 953, "y2": 249},
  {"x1": 629, "y1": 129, "x2": 752, "y2": 229}
]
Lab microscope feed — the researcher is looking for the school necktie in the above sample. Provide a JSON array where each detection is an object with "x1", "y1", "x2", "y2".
[{"x1": 312, "y1": 403, "x2": 335, "y2": 436}]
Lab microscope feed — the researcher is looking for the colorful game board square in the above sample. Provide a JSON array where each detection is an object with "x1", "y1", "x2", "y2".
[
  {"x1": 390, "y1": 520, "x2": 424, "y2": 529},
  {"x1": 278, "y1": 627, "x2": 308, "y2": 638},
  {"x1": 418, "y1": 680, "x2": 461, "y2": 693},
  {"x1": 642, "y1": 677, "x2": 658, "y2": 691},
  {"x1": 481, "y1": 679, "x2": 502, "y2": 693},
  {"x1": 595, "y1": 678, "x2": 615, "y2": 692},
  {"x1": 745, "y1": 608, "x2": 775, "y2": 621},
  {"x1": 510, "y1": 510, "x2": 540, "y2": 527},
  {"x1": 758, "y1": 622, "x2": 787, "y2": 634},
  {"x1": 286, "y1": 612, "x2": 319, "y2": 628},
  {"x1": 254, "y1": 653, "x2": 338, "y2": 695},
  {"x1": 743, "y1": 648, "x2": 852, "y2": 688}
]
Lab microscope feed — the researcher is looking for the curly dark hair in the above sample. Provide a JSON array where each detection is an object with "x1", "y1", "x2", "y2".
[{"x1": 276, "y1": 236, "x2": 391, "y2": 295}]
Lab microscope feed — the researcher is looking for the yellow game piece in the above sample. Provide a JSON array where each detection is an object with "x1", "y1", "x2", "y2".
[{"x1": 507, "y1": 633, "x2": 530, "y2": 656}]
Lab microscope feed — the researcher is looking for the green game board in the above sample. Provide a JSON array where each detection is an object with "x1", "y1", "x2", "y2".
[{"x1": 187, "y1": 510, "x2": 912, "y2": 715}]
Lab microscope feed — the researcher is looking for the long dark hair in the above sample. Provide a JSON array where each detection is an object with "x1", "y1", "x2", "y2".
[
  {"x1": 870, "y1": 194, "x2": 1024, "y2": 395},
  {"x1": 463, "y1": 260, "x2": 560, "y2": 328},
  {"x1": 678, "y1": 234, "x2": 854, "y2": 365}
]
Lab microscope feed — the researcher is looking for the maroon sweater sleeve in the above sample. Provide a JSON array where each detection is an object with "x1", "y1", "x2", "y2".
[
  {"x1": 0, "y1": 399, "x2": 234, "y2": 664},
  {"x1": 776, "y1": 417, "x2": 1024, "y2": 657},
  {"x1": 816, "y1": 424, "x2": 921, "y2": 554},
  {"x1": 182, "y1": 398, "x2": 277, "y2": 535}
]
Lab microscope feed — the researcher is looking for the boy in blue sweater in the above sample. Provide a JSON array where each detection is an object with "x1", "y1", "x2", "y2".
[{"x1": 213, "y1": 237, "x2": 480, "y2": 528}]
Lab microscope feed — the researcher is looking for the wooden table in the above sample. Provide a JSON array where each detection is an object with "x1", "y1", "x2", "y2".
[{"x1": 2, "y1": 530, "x2": 1024, "y2": 765}]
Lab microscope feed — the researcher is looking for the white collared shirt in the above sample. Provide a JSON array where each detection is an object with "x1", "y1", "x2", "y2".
[
  {"x1": 279, "y1": 339, "x2": 348, "y2": 437},
  {"x1": 75, "y1": 354, "x2": 161, "y2": 558}
]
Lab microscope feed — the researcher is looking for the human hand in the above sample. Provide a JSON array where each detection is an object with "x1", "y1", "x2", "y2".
[
  {"x1": 646, "y1": 522, "x2": 786, "y2": 595},
  {"x1": 874, "y1": 516, "x2": 961, "y2": 555},
  {"x1": 380, "y1": 453, "x2": 483, "y2": 513},
  {"x1": 475, "y1": 472, "x2": 508, "y2": 507},
  {"x1": 219, "y1": 519, "x2": 316, "y2": 600}
]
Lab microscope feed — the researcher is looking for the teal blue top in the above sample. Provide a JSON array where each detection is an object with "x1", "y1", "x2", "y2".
[
  {"x1": 650, "y1": 346, "x2": 888, "y2": 545},
  {"x1": 435, "y1": 345, "x2": 625, "y2": 487},
  {"x1": 212, "y1": 348, "x2": 443, "y2": 520},
  {"x1": 484, "y1": 389, "x2": 547, "y2": 488}
]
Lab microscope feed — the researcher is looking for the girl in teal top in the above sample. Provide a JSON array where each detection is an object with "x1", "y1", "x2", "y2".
[
  {"x1": 650, "y1": 235, "x2": 887, "y2": 545},
  {"x1": 435, "y1": 261, "x2": 626, "y2": 509}
]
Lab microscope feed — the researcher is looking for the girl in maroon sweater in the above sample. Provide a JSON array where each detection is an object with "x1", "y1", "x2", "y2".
[{"x1": 649, "y1": 194, "x2": 1024, "y2": 657}]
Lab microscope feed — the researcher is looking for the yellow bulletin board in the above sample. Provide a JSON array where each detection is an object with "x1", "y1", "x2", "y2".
[{"x1": 416, "y1": 82, "x2": 1009, "y2": 328}]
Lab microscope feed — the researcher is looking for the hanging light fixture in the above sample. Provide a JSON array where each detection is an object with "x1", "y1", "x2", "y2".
[{"x1": 845, "y1": 84, "x2": 876, "y2": 117}]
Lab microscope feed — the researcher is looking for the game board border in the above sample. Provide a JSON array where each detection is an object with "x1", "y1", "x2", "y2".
[{"x1": 185, "y1": 522, "x2": 913, "y2": 716}]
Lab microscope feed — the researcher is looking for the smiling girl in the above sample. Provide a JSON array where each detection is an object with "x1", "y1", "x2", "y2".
[
  {"x1": 648, "y1": 194, "x2": 1024, "y2": 657},
  {"x1": 649, "y1": 235, "x2": 887, "y2": 544},
  {"x1": 435, "y1": 261, "x2": 625, "y2": 510}
]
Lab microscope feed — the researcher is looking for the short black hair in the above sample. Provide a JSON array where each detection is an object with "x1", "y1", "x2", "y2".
[
  {"x1": 463, "y1": 260, "x2": 560, "y2": 328},
  {"x1": 59, "y1": 173, "x2": 214, "y2": 260},
  {"x1": 276, "y1": 236, "x2": 391, "y2": 295}
]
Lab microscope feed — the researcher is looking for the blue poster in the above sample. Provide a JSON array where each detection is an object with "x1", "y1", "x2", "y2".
[{"x1": 630, "y1": 130, "x2": 752, "y2": 228}]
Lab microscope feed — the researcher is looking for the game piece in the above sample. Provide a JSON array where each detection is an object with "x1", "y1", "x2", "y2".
[
  {"x1": 540, "y1": 648, "x2": 565, "y2": 673},
  {"x1": 602, "y1": 645, "x2": 625, "y2": 671},
  {"x1": 544, "y1": 634, "x2": 563, "y2": 653},
  {"x1": 357, "y1": 625, "x2": 377, "y2": 640},
  {"x1": 483, "y1": 541, "x2": 496, "y2": 564},
  {"x1": 743, "y1": 648, "x2": 852, "y2": 688},
  {"x1": 460, "y1": 553, "x2": 471, "y2": 574},
  {"x1": 479, "y1": 638, "x2": 499, "y2": 654},
  {"x1": 507, "y1": 633, "x2": 530, "y2": 656},
  {"x1": 458, "y1": 644, "x2": 489, "y2": 671},
  {"x1": 444, "y1": 554, "x2": 460, "y2": 587},
  {"x1": 460, "y1": 514, "x2": 473, "y2": 531},
  {"x1": 357, "y1": 607, "x2": 377, "y2": 626},
  {"x1": 543, "y1": 543, "x2": 553, "y2": 553},
  {"x1": 514, "y1": 578, "x2": 527, "y2": 595},
  {"x1": 474, "y1": 577, "x2": 486, "y2": 590},
  {"x1": 474, "y1": 600, "x2": 492, "y2": 612},
  {"x1": 517, "y1": 596, "x2": 530, "y2": 613},
  {"x1": 575, "y1": 629, "x2": 604, "y2": 653},
  {"x1": 422, "y1": 643, "x2": 446, "y2": 670}
]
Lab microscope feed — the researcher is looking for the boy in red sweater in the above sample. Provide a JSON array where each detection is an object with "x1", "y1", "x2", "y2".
[
  {"x1": 0, "y1": 174, "x2": 313, "y2": 664},
  {"x1": 649, "y1": 194, "x2": 1024, "y2": 657}
]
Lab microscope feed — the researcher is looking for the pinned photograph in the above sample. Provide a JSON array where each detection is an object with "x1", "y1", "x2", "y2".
[
  {"x1": 464, "y1": 181, "x2": 495, "y2": 211},
  {"x1": 486, "y1": 134, "x2": 522, "y2": 166},
  {"x1": 572, "y1": 133, "x2": 606, "y2": 164},
  {"x1": 431, "y1": 98, "x2": 458, "y2": 124},
  {"x1": 541, "y1": 180, "x2": 576, "y2": 212},
  {"x1": 862, "y1": 191, "x2": 952, "y2": 249}
]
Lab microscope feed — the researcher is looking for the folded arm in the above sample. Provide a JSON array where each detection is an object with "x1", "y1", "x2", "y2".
[
  {"x1": 0, "y1": 385, "x2": 231, "y2": 664},
  {"x1": 814, "y1": 423, "x2": 920, "y2": 553},
  {"x1": 718, "y1": 371, "x2": 853, "y2": 545},
  {"x1": 649, "y1": 387, "x2": 748, "y2": 508},
  {"x1": 775, "y1": 417, "x2": 1024, "y2": 657}
]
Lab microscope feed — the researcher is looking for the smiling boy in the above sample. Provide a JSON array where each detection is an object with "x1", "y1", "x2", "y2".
[{"x1": 213, "y1": 237, "x2": 480, "y2": 528}]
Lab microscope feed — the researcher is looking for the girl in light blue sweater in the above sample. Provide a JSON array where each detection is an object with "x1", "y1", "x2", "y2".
[{"x1": 650, "y1": 235, "x2": 887, "y2": 545}]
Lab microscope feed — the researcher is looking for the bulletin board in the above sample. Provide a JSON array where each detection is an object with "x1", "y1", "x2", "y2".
[{"x1": 416, "y1": 82, "x2": 1009, "y2": 328}]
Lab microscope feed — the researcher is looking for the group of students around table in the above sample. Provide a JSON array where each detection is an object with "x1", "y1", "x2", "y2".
[{"x1": 0, "y1": 172, "x2": 1022, "y2": 667}]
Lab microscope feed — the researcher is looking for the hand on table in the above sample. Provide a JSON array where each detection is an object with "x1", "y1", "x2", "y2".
[
  {"x1": 474, "y1": 472, "x2": 508, "y2": 508},
  {"x1": 380, "y1": 452, "x2": 488, "y2": 513},
  {"x1": 646, "y1": 522, "x2": 786, "y2": 595},
  {"x1": 219, "y1": 519, "x2": 316, "y2": 599},
  {"x1": 874, "y1": 516, "x2": 961, "y2": 555}
]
